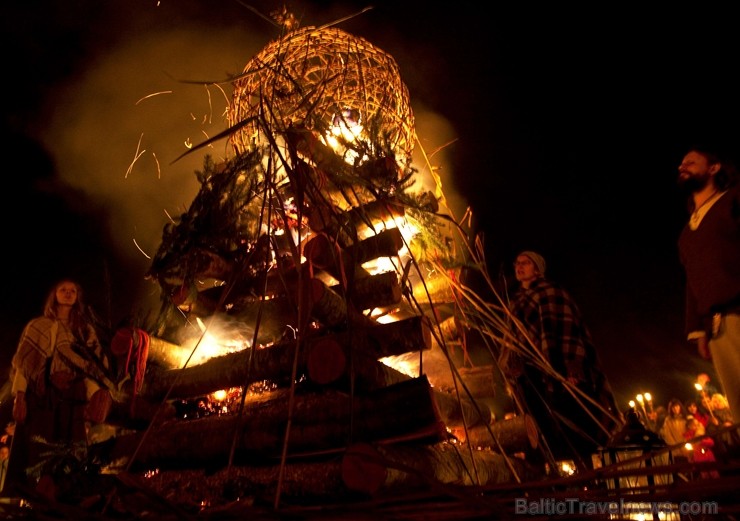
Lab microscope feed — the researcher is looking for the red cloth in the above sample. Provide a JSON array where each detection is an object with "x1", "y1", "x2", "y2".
[{"x1": 684, "y1": 428, "x2": 720, "y2": 479}]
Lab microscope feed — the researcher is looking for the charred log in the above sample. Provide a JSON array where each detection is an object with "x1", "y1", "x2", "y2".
[
  {"x1": 109, "y1": 377, "x2": 447, "y2": 470},
  {"x1": 450, "y1": 414, "x2": 539, "y2": 454}
]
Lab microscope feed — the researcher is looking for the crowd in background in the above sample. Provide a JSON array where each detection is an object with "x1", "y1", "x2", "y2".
[{"x1": 636, "y1": 373, "x2": 740, "y2": 480}]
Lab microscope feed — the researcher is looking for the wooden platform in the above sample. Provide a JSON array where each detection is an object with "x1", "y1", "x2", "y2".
[{"x1": 2, "y1": 442, "x2": 739, "y2": 520}]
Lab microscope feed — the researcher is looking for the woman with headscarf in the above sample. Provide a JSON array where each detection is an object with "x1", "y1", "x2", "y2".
[{"x1": 6, "y1": 279, "x2": 112, "y2": 498}]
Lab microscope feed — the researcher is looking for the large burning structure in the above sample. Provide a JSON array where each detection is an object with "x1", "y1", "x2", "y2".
[
  {"x1": 100, "y1": 16, "x2": 543, "y2": 512},
  {"x1": 18, "y1": 11, "x2": 737, "y2": 521}
]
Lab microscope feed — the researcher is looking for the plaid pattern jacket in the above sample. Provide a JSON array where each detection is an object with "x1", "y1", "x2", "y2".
[{"x1": 510, "y1": 277, "x2": 594, "y2": 383}]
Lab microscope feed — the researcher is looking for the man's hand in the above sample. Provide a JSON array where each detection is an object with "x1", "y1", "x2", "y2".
[
  {"x1": 697, "y1": 336, "x2": 711, "y2": 360},
  {"x1": 13, "y1": 391, "x2": 27, "y2": 425}
]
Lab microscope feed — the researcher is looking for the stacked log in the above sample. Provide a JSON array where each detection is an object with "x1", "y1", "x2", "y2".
[
  {"x1": 128, "y1": 116, "x2": 540, "y2": 510},
  {"x1": 139, "y1": 442, "x2": 539, "y2": 508},
  {"x1": 112, "y1": 376, "x2": 445, "y2": 469}
]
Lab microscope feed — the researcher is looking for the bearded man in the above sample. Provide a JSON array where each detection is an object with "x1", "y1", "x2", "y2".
[{"x1": 677, "y1": 144, "x2": 740, "y2": 424}]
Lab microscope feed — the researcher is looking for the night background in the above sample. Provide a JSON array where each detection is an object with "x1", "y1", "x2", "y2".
[{"x1": 2, "y1": 1, "x2": 738, "y2": 413}]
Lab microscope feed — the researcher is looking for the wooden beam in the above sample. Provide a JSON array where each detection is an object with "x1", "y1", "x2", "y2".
[
  {"x1": 340, "y1": 442, "x2": 536, "y2": 495},
  {"x1": 110, "y1": 377, "x2": 447, "y2": 470}
]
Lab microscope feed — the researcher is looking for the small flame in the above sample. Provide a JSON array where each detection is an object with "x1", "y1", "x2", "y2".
[
  {"x1": 360, "y1": 219, "x2": 416, "y2": 276},
  {"x1": 379, "y1": 355, "x2": 417, "y2": 377},
  {"x1": 324, "y1": 107, "x2": 365, "y2": 164},
  {"x1": 559, "y1": 460, "x2": 576, "y2": 476},
  {"x1": 173, "y1": 317, "x2": 253, "y2": 367}
]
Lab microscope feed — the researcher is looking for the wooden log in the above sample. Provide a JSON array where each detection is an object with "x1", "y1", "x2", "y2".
[
  {"x1": 303, "y1": 232, "x2": 371, "y2": 283},
  {"x1": 303, "y1": 228, "x2": 403, "y2": 288},
  {"x1": 433, "y1": 365, "x2": 498, "y2": 400},
  {"x1": 139, "y1": 341, "x2": 302, "y2": 400},
  {"x1": 137, "y1": 441, "x2": 538, "y2": 509},
  {"x1": 306, "y1": 203, "x2": 355, "y2": 248},
  {"x1": 176, "y1": 278, "x2": 375, "y2": 347},
  {"x1": 144, "y1": 307, "x2": 431, "y2": 402},
  {"x1": 307, "y1": 277, "x2": 348, "y2": 327},
  {"x1": 438, "y1": 315, "x2": 460, "y2": 342},
  {"x1": 305, "y1": 316, "x2": 431, "y2": 385},
  {"x1": 138, "y1": 443, "x2": 536, "y2": 510},
  {"x1": 109, "y1": 377, "x2": 447, "y2": 470},
  {"x1": 194, "y1": 264, "x2": 400, "y2": 321},
  {"x1": 190, "y1": 283, "x2": 252, "y2": 316},
  {"x1": 306, "y1": 336, "x2": 347, "y2": 385},
  {"x1": 323, "y1": 198, "x2": 406, "y2": 235},
  {"x1": 341, "y1": 442, "x2": 537, "y2": 495},
  {"x1": 257, "y1": 376, "x2": 475, "y2": 440},
  {"x1": 450, "y1": 415, "x2": 539, "y2": 454},
  {"x1": 432, "y1": 390, "x2": 493, "y2": 428},
  {"x1": 308, "y1": 198, "x2": 406, "y2": 246},
  {"x1": 325, "y1": 350, "x2": 413, "y2": 392},
  {"x1": 140, "y1": 463, "x2": 347, "y2": 507},
  {"x1": 147, "y1": 336, "x2": 189, "y2": 369},
  {"x1": 333, "y1": 270, "x2": 402, "y2": 311},
  {"x1": 351, "y1": 228, "x2": 404, "y2": 265},
  {"x1": 140, "y1": 333, "x2": 416, "y2": 401},
  {"x1": 378, "y1": 340, "x2": 470, "y2": 396},
  {"x1": 305, "y1": 277, "x2": 374, "y2": 328},
  {"x1": 286, "y1": 158, "x2": 334, "y2": 206},
  {"x1": 192, "y1": 261, "x2": 331, "y2": 318},
  {"x1": 225, "y1": 296, "x2": 302, "y2": 347},
  {"x1": 363, "y1": 314, "x2": 432, "y2": 358},
  {"x1": 304, "y1": 336, "x2": 377, "y2": 387},
  {"x1": 196, "y1": 264, "x2": 301, "y2": 308}
]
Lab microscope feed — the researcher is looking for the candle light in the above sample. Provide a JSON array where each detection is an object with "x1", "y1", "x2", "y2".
[
  {"x1": 635, "y1": 394, "x2": 649, "y2": 422},
  {"x1": 644, "y1": 392, "x2": 654, "y2": 414}
]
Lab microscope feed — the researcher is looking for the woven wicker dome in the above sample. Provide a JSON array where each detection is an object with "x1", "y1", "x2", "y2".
[{"x1": 229, "y1": 25, "x2": 415, "y2": 161}]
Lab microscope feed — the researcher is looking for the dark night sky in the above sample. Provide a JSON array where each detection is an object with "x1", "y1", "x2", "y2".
[{"x1": 2, "y1": 1, "x2": 737, "y2": 410}]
